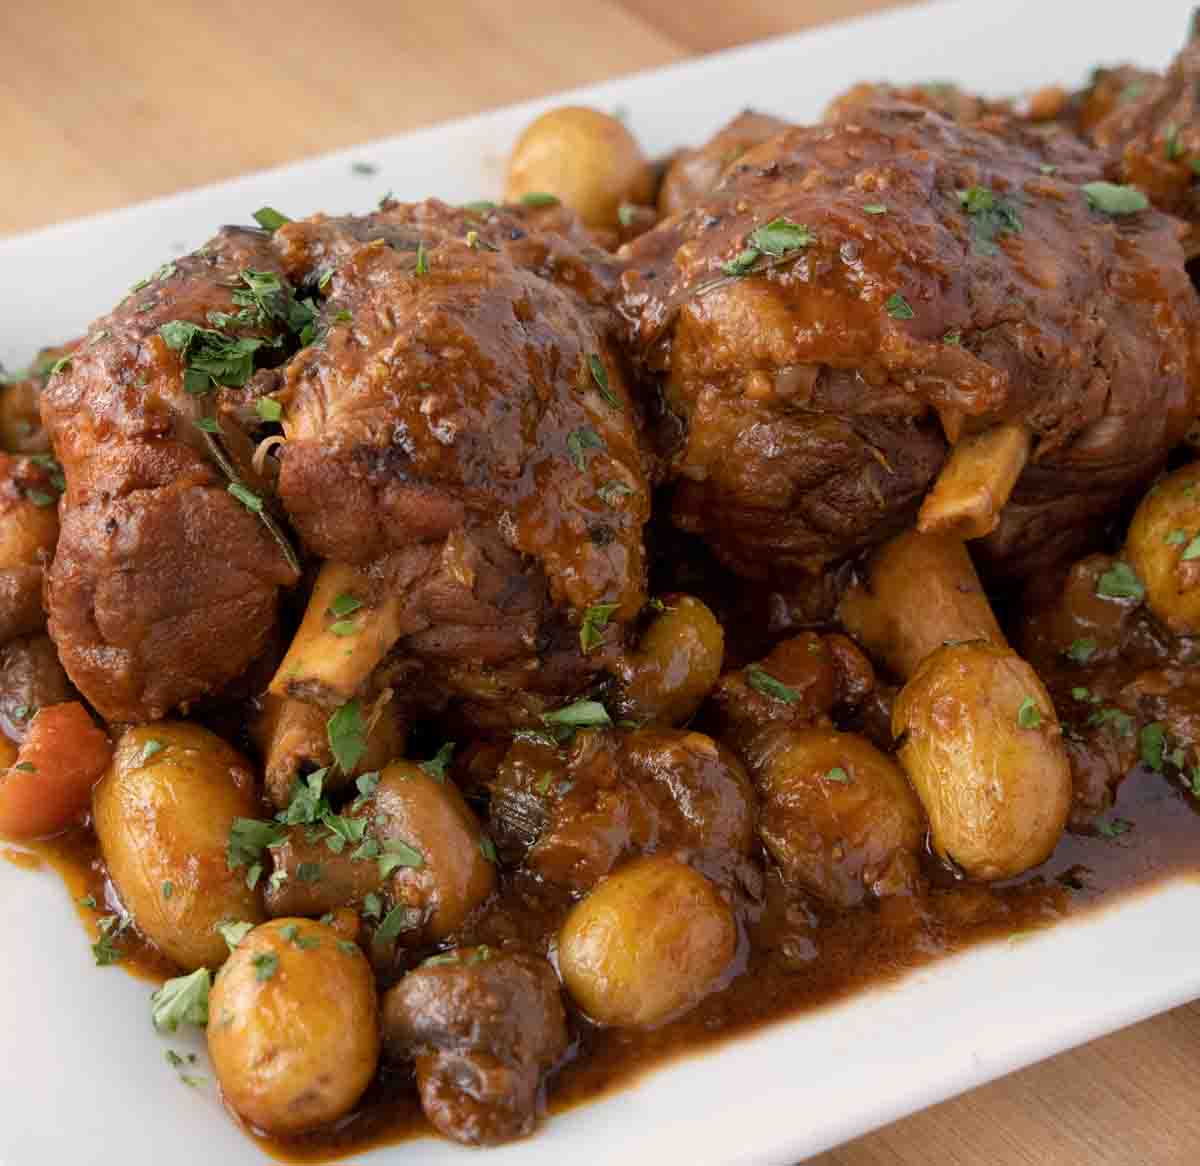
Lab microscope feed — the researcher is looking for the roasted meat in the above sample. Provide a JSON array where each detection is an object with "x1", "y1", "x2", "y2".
[
  {"x1": 267, "y1": 199, "x2": 652, "y2": 724},
  {"x1": 618, "y1": 103, "x2": 1200, "y2": 581},
  {"x1": 40, "y1": 229, "x2": 302, "y2": 722}
]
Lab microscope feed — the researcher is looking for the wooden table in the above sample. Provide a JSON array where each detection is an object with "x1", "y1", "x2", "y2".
[{"x1": 4, "y1": 2, "x2": 1199, "y2": 1163}]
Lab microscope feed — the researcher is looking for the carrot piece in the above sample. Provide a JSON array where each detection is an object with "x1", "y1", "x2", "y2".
[{"x1": 0, "y1": 702, "x2": 112, "y2": 840}]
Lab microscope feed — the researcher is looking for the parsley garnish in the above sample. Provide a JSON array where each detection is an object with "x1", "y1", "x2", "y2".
[
  {"x1": 218, "y1": 920, "x2": 254, "y2": 951},
  {"x1": 617, "y1": 203, "x2": 637, "y2": 227},
  {"x1": 1165, "y1": 123, "x2": 1184, "y2": 161},
  {"x1": 566, "y1": 427, "x2": 604, "y2": 471},
  {"x1": 1096, "y1": 561, "x2": 1144, "y2": 601},
  {"x1": 327, "y1": 699, "x2": 368, "y2": 772},
  {"x1": 885, "y1": 292, "x2": 915, "y2": 320},
  {"x1": 746, "y1": 664, "x2": 799, "y2": 704},
  {"x1": 1096, "y1": 817, "x2": 1132, "y2": 839},
  {"x1": 159, "y1": 321, "x2": 266, "y2": 394},
  {"x1": 351, "y1": 161, "x2": 378, "y2": 176},
  {"x1": 720, "y1": 217, "x2": 814, "y2": 277},
  {"x1": 1017, "y1": 697, "x2": 1042, "y2": 729},
  {"x1": 520, "y1": 192, "x2": 560, "y2": 207},
  {"x1": 419, "y1": 742, "x2": 455, "y2": 781},
  {"x1": 587, "y1": 353, "x2": 620, "y2": 409},
  {"x1": 296, "y1": 862, "x2": 322, "y2": 882},
  {"x1": 92, "y1": 914, "x2": 131, "y2": 965},
  {"x1": 479, "y1": 835, "x2": 497, "y2": 863},
  {"x1": 957, "y1": 186, "x2": 1022, "y2": 255},
  {"x1": 252, "y1": 952, "x2": 279, "y2": 981},
  {"x1": 1066, "y1": 637, "x2": 1098, "y2": 664},
  {"x1": 322, "y1": 812, "x2": 367, "y2": 853},
  {"x1": 863, "y1": 204, "x2": 888, "y2": 215},
  {"x1": 162, "y1": 881, "x2": 174, "y2": 899},
  {"x1": 1140, "y1": 722, "x2": 1166, "y2": 772},
  {"x1": 151, "y1": 968, "x2": 211, "y2": 1031},
  {"x1": 279, "y1": 769, "x2": 328, "y2": 826},
  {"x1": 379, "y1": 839, "x2": 425, "y2": 877},
  {"x1": 330, "y1": 619, "x2": 358, "y2": 636},
  {"x1": 824, "y1": 767, "x2": 851, "y2": 783},
  {"x1": 138, "y1": 738, "x2": 165, "y2": 766},
  {"x1": 253, "y1": 207, "x2": 291, "y2": 231},
  {"x1": 1082, "y1": 182, "x2": 1149, "y2": 216},
  {"x1": 422, "y1": 952, "x2": 461, "y2": 968},
  {"x1": 227, "y1": 482, "x2": 263, "y2": 514},
  {"x1": 1183, "y1": 535, "x2": 1200, "y2": 562},
  {"x1": 597, "y1": 479, "x2": 634, "y2": 506},
  {"x1": 362, "y1": 891, "x2": 383, "y2": 919},
  {"x1": 542, "y1": 699, "x2": 612, "y2": 729},
  {"x1": 414, "y1": 239, "x2": 429, "y2": 276},
  {"x1": 376, "y1": 903, "x2": 421, "y2": 942},
  {"x1": 580, "y1": 602, "x2": 619, "y2": 653},
  {"x1": 226, "y1": 818, "x2": 286, "y2": 873},
  {"x1": 330, "y1": 593, "x2": 362, "y2": 617},
  {"x1": 256, "y1": 398, "x2": 283, "y2": 423}
]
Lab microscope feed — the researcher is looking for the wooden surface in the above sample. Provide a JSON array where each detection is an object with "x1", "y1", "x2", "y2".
[{"x1": 3, "y1": 2, "x2": 1199, "y2": 1163}]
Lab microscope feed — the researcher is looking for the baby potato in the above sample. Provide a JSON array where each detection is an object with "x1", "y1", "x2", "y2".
[
  {"x1": 893, "y1": 642, "x2": 1071, "y2": 880},
  {"x1": 756, "y1": 728, "x2": 925, "y2": 907},
  {"x1": 615, "y1": 594, "x2": 724, "y2": 726},
  {"x1": 369, "y1": 762, "x2": 496, "y2": 941},
  {"x1": 208, "y1": 918, "x2": 379, "y2": 1135},
  {"x1": 505, "y1": 105, "x2": 654, "y2": 229},
  {"x1": 558, "y1": 855, "x2": 735, "y2": 1027},
  {"x1": 93, "y1": 723, "x2": 265, "y2": 969},
  {"x1": 1126, "y1": 462, "x2": 1200, "y2": 635}
]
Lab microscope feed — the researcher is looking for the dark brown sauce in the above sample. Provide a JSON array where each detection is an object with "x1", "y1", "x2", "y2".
[{"x1": 19, "y1": 763, "x2": 1192, "y2": 1162}]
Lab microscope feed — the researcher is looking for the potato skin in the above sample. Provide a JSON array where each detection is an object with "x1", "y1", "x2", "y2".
[
  {"x1": 208, "y1": 918, "x2": 379, "y2": 1135},
  {"x1": 558, "y1": 855, "x2": 736, "y2": 1027},
  {"x1": 505, "y1": 105, "x2": 654, "y2": 228},
  {"x1": 93, "y1": 723, "x2": 264, "y2": 969},
  {"x1": 370, "y1": 762, "x2": 496, "y2": 941},
  {"x1": 756, "y1": 728, "x2": 925, "y2": 906},
  {"x1": 615, "y1": 595, "x2": 725, "y2": 726},
  {"x1": 1126, "y1": 463, "x2": 1200, "y2": 635},
  {"x1": 893, "y1": 642, "x2": 1071, "y2": 880}
]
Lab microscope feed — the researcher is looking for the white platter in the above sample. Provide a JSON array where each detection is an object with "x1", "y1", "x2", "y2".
[{"x1": 2, "y1": 1, "x2": 1200, "y2": 1163}]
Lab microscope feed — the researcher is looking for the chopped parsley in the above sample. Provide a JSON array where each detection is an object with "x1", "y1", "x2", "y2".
[
  {"x1": 419, "y1": 742, "x2": 455, "y2": 781},
  {"x1": 330, "y1": 619, "x2": 358, "y2": 636},
  {"x1": 1165, "y1": 529, "x2": 1188, "y2": 545},
  {"x1": 226, "y1": 817, "x2": 286, "y2": 873},
  {"x1": 138, "y1": 738, "x2": 165, "y2": 766},
  {"x1": 1066, "y1": 637, "x2": 1098, "y2": 664},
  {"x1": 92, "y1": 914, "x2": 131, "y2": 966},
  {"x1": 597, "y1": 479, "x2": 634, "y2": 506},
  {"x1": 330, "y1": 592, "x2": 363, "y2": 617},
  {"x1": 414, "y1": 239, "x2": 429, "y2": 276},
  {"x1": 824, "y1": 767, "x2": 851, "y2": 783},
  {"x1": 1082, "y1": 182, "x2": 1149, "y2": 216},
  {"x1": 1017, "y1": 697, "x2": 1042, "y2": 729},
  {"x1": 1095, "y1": 561, "x2": 1144, "y2": 601},
  {"x1": 520, "y1": 192, "x2": 560, "y2": 207},
  {"x1": 378, "y1": 839, "x2": 425, "y2": 877},
  {"x1": 227, "y1": 482, "x2": 263, "y2": 513},
  {"x1": 479, "y1": 835, "x2": 498, "y2": 863},
  {"x1": 327, "y1": 699, "x2": 368, "y2": 772},
  {"x1": 252, "y1": 206, "x2": 291, "y2": 231},
  {"x1": 884, "y1": 292, "x2": 914, "y2": 320},
  {"x1": 151, "y1": 968, "x2": 211, "y2": 1031},
  {"x1": 720, "y1": 217, "x2": 814, "y2": 276},
  {"x1": 1096, "y1": 817, "x2": 1132, "y2": 839},
  {"x1": 957, "y1": 185, "x2": 1023, "y2": 255},
  {"x1": 1139, "y1": 722, "x2": 1166, "y2": 772},
  {"x1": 252, "y1": 952, "x2": 279, "y2": 981},
  {"x1": 351, "y1": 161, "x2": 378, "y2": 176},
  {"x1": 587, "y1": 353, "x2": 620, "y2": 409},
  {"x1": 159, "y1": 321, "x2": 267, "y2": 394},
  {"x1": 542, "y1": 699, "x2": 612, "y2": 729},
  {"x1": 322, "y1": 812, "x2": 368, "y2": 853},
  {"x1": 279, "y1": 769, "x2": 328, "y2": 826},
  {"x1": 746, "y1": 664, "x2": 799, "y2": 704},
  {"x1": 1183, "y1": 534, "x2": 1200, "y2": 562},
  {"x1": 421, "y1": 952, "x2": 462, "y2": 968},
  {"x1": 376, "y1": 903, "x2": 421, "y2": 942},
  {"x1": 255, "y1": 397, "x2": 283, "y2": 423},
  {"x1": 617, "y1": 203, "x2": 637, "y2": 227},
  {"x1": 162, "y1": 881, "x2": 174, "y2": 899},
  {"x1": 863, "y1": 204, "x2": 888, "y2": 215},
  {"x1": 362, "y1": 891, "x2": 384, "y2": 920},
  {"x1": 1165, "y1": 123, "x2": 1184, "y2": 162},
  {"x1": 566, "y1": 427, "x2": 604, "y2": 471},
  {"x1": 217, "y1": 920, "x2": 254, "y2": 951},
  {"x1": 580, "y1": 602, "x2": 619, "y2": 653},
  {"x1": 296, "y1": 862, "x2": 322, "y2": 883}
]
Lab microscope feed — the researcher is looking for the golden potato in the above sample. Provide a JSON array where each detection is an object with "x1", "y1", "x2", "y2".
[
  {"x1": 505, "y1": 105, "x2": 654, "y2": 229},
  {"x1": 893, "y1": 642, "x2": 1071, "y2": 879},
  {"x1": 615, "y1": 595, "x2": 724, "y2": 726},
  {"x1": 558, "y1": 855, "x2": 735, "y2": 1027},
  {"x1": 368, "y1": 762, "x2": 496, "y2": 941},
  {"x1": 1126, "y1": 462, "x2": 1200, "y2": 635},
  {"x1": 756, "y1": 728, "x2": 925, "y2": 906},
  {"x1": 93, "y1": 723, "x2": 265, "y2": 969},
  {"x1": 839, "y1": 530, "x2": 1007, "y2": 679},
  {"x1": 208, "y1": 918, "x2": 379, "y2": 1135}
]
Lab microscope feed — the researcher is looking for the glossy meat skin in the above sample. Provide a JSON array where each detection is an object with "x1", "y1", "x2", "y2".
[
  {"x1": 382, "y1": 947, "x2": 568, "y2": 1146},
  {"x1": 489, "y1": 725, "x2": 756, "y2": 892},
  {"x1": 619, "y1": 104, "x2": 1200, "y2": 580},
  {"x1": 0, "y1": 453, "x2": 60, "y2": 643},
  {"x1": 40, "y1": 229, "x2": 301, "y2": 722},
  {"x1": 270, "y1": 199, "x2": 651, "y2": 716}
]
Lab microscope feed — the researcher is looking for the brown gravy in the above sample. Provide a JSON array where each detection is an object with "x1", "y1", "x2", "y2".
[{"x1": 15, "y1": 763, "x2": 1199, "y2": 1162}]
